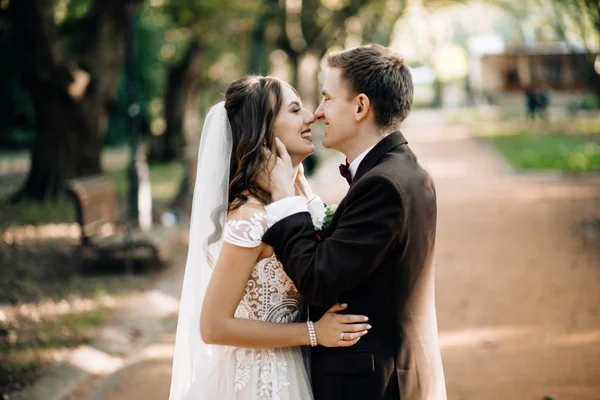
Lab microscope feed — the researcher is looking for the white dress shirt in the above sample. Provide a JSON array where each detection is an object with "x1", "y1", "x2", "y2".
[
  {"x1": 265, "y1": 144, "x2": 377, "y2": 225},
  {"x1": 348, "y1": 144, "x2": 376, "y2": 180},
  {"x1": 264, "y1": 195, "x2": 325, "y2": 228}
]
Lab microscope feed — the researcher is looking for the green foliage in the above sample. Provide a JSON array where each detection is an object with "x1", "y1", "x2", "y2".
[
  {"x1": 578, "y1": 95, "x2": 600, "y2": 110},
  {"x1": 105, "y1": 5, "x2": 168, "y2": 147},
  {"x1": 105, "y1": 0, "x2": 263, "y2": 146},
  {"x1": 0, "y1": 195, "x2": 76, "y2": 226},
  {"x1": 486, "y1": 133, "x2": 600, "y2": 172},
  {"x1": 1, "y1": 0, "x2": 260, "y2": 151},
  {"x1": 107, "y1": 162, "x2": 184, "y2": 203},
  {"x1": 104, "y1": 78, "x2": 131, "y2": 147},
  {"x1": 0, "y1": 355, "x2": 46, "y2": 393},
  {"x1": 0, "y1": 308, "x2": 109, "y2": 393},
  {"x1": 56, "y1": 0, "x2": 93, "y2": 55},
  {"x1": 0, "y1": 162, "x2": 182, "y2": 227},
  {"x1": 0, "y1": 7, "x2": 35, "y2": 149},
  {"x1": 0, "y1": 309, "x2": 108, "y2": 353}
]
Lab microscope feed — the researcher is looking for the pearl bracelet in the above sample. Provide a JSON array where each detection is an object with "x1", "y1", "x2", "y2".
[{"x1": 306, "y1": 321, "x2": 318, "y2": 347}]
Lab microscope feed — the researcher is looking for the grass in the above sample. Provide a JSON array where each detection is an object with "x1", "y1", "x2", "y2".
[
  {"x1": 444, "y1": 105, "x2": 600, "y2": 137},
  {"x1": 484, "y1": 133, "x2": 600, "y2": 173},
  {"x1": 0, "y1": 196, "x2": 76, "y2": 226},
  {"x1": 0, "y1": 158, "x2": 181, "y2": 394},
  {"x1": 0, "y1": 238, "x2": 157, "y2": 394},
  {"x1": 0, "y1": 150, "x2": 29, "y2": 161},
  {"x1": 0, "y1": 356, "x2": 46, "y2": 394},
  {"x1": 475, "y1": 118, "x2": 600, "y2": 137},
  {"x1": 0, "y1": 308, "x2": 108, "y2": 353},
  {"x1": 0, "y1": 308, "x2": 110, "y2": 393},
  {"x1": 107, "y1": 161, "x2": 184, "y2": 203},
  {"x1": 0, "y1": 262, "x2": 152, "y2": 304},
  {"x1": 0, "y1": 162, "x2": 183, "y2": 227}
]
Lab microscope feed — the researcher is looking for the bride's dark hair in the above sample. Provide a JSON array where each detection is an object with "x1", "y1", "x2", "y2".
[{"x1": 224, "y1": 75, "x2": 288, "y2": 211}]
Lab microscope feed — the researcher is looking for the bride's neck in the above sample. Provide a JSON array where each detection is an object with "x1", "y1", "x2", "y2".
[{"x1": 238, "y1": 161, "x2": 301, "y2": 204}]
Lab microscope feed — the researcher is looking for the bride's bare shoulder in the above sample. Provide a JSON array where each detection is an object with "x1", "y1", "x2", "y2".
[{"x1": 226, "y1": 198, "x2": 267, "y2": 223}]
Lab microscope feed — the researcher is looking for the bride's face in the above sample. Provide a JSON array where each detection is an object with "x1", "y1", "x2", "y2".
[{"x1": 272, "y1": 85, "x2": 316, "y2": 165}]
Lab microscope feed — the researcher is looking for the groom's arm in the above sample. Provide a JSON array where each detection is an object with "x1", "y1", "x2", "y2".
[
  {"x1": 265, "y1": 195, "x2": 326, "y2": 226},
  {"x1": 263, "y1": 176, "x2": 404, "y2": 308}
]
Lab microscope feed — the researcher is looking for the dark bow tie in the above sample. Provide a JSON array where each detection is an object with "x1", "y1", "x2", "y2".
[{"x1": 339, "y1": 159, "x2": 352, "y2": 185}]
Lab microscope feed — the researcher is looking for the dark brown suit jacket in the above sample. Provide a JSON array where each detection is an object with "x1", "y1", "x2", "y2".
[{"x1": 263, "y1": 132, "x2": 446, "y2": 400}]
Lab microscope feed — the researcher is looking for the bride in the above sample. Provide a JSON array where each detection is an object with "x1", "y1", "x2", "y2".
[{"x1": 169, "y1": 76, "x2": 371, "y2": 400}]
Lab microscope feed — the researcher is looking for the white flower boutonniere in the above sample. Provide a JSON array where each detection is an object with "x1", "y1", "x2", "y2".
[{"x1": 313, "y1": 204, "x2": 338, "y2": 232}]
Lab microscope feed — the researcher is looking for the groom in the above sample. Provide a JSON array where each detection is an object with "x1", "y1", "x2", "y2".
[{"x1": 263, "y1": 44, "x2": 446, "y2": 399}]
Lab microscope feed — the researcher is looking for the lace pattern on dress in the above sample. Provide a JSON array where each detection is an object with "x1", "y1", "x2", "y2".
[
  {"x1": 234, "y1": 348, "x2": 291, "y2": 399},
  {"x1": 233, "y1": 255, "x2": 300, "y2": 322},
  {"x1": 223, "y1": 208, "x2": 301, "y2": 399},
  {"x1": 223, "y1": 212, "x2": 269, "y2": 248}
]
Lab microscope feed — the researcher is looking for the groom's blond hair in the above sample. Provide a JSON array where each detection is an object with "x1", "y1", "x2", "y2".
[{"x1": 327, "y1": 44, "x2": 413, "y2": 130}]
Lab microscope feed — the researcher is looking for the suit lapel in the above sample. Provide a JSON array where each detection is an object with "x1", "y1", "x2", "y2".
[
  {"x1": 323, "y1": 132, "x2": 407, "y2": 236},
  {"x1": 353, "y1": 131, "x2": 408, "y2": 184}
]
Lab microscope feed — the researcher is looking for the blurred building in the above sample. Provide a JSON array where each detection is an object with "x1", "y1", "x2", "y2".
[
  {"x1": 468, "y1": 35, "x2": 596, "y2": 116},
  {"x1": 410, "y1": 65, "x2": 437, "y2": 106}
]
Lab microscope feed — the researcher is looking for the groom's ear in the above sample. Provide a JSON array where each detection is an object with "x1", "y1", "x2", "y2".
[{"x1": 355, "y1": 94, "x2": 370, "y2": 122}]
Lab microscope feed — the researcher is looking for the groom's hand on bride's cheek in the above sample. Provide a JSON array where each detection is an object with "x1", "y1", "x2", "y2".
[{"x1": 270, "y1": 138, "x2": 295, "y2": 201}]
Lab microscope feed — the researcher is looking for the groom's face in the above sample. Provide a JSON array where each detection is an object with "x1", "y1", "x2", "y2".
[{"x1": 315, "y1": 68, "x2": 357, "y2": 151}]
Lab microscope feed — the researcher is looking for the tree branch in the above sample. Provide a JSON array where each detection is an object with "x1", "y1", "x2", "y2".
[{"x1": 306, "y1": 0, "x2": 372, "y2": 50}]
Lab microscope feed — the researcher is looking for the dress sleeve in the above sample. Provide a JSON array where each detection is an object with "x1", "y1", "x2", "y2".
[{"x1": 222, "y1": 206, "x2": 270, "y2": 248}]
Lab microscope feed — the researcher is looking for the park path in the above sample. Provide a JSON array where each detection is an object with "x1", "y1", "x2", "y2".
[
  {"x1": 405, "y1": 112, "x2": 600, "y2": 399},
  {"x1": 73, "y1": 110, "x2": 600, "y2": 400}
]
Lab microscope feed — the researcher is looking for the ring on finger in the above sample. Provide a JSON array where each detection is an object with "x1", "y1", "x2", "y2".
[{"x1": 340, "y1": 332, "x2": 345, "y2": 340}]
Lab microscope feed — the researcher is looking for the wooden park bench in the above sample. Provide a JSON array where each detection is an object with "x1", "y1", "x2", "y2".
[{"x1": 66, "y1": 174, "x2": 180, "y2": 271}]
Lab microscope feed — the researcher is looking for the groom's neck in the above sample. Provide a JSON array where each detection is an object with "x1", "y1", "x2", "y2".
[{"x1": 344, "y1": 131, "x2": 390, "y2": 164}]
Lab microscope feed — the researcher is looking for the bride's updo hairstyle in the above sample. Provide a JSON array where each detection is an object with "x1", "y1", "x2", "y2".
[{"x1": 224, "y1": 75, "x2": 287, "y2": 211}]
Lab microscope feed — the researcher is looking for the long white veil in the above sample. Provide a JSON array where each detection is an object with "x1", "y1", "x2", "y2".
[{"x1": 169, "y1": 101, "x2": 232, "y2": 400}]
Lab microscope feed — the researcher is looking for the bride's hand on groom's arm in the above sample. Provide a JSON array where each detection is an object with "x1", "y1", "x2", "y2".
[
  {"x1": 314, "y1": 303, "x2": 371, "y2": 347},
  {"x1": 294, "y1": 163, "x2": 316, "y2": 202}
]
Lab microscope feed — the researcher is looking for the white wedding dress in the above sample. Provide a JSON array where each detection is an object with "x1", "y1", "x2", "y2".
[{"x1": 193, "y1": 203, "x2": 314, "y2": 400}]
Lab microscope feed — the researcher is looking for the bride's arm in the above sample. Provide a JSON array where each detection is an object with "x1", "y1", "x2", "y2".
[
  {"x1": 200, "y1": 241, "x2": 370, "y2": 349},
  {"x1": 294, "y1": 163, "x2": 317, "y2": 203},
  {"x1": 294, "y1": 164, "x2": 328, "y2": 228}
]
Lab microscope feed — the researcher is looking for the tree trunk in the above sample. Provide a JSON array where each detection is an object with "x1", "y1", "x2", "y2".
[
  {"x1": 432, "y1": 76, "x2": 444, "y2": 108},
  {"x1": 9, "y1": 0, "x2": 138, "y2": 203},
  {"x1": 154, "y1": 41, "x2": 204, "y2": 214},
  {"x1": 247, "y1": 9, "x2": 273, "y2": 74},
  {"x1": 551, "y1": 0, "x2": 600, "y2": 99},
  {"x1": 15, "y1": 84, "x2": 103, "y2": 201},
  {"x1": 362, "y1": 2, "x2": 406, "y2": 46},
  {"x1": 287, "y1": 51, "x2": 300, "y2": 87},
  {"x1": 150, "y1": 41, "x2": 203, "y2": 163},
  {"x1": 573, "y1": 53, "x2": 600, "y2": 98},
  {"x1": 297, "y1": 49, "x2": 321, "y2": 111}
]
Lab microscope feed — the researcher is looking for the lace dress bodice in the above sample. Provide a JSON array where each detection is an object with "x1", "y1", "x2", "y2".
[
  {"x1": 224, "y1": 210, "x2": 301, "y2": 323},
  {"x1": 221, "y1": 205, "x2": 307, "y2": 400}
]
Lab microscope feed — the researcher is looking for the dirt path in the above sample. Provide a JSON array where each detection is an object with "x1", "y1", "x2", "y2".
[
  {"x1": 78, "y1": 111, "x2": 600, "y2": 400},
  {"x1": 405, "y1": 114, "x2": 600, "y2": 400}
]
